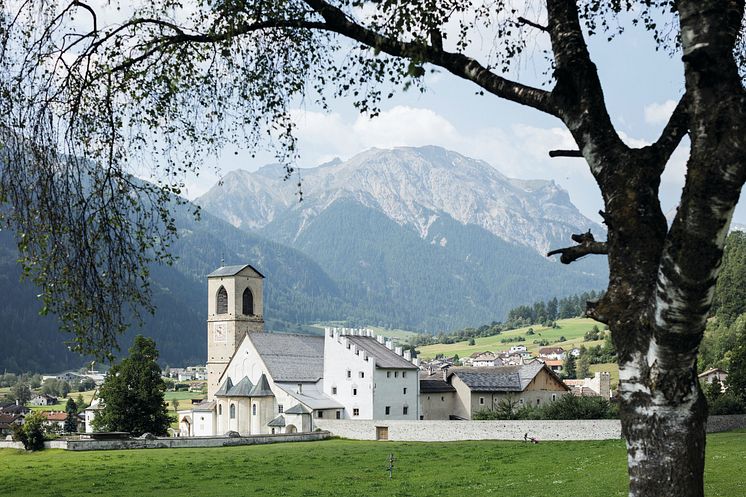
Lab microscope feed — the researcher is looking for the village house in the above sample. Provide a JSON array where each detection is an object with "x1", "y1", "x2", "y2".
[
  {"x1": 540, "y1": 358, "x2": 564, "y2": 374},
  {"x1": 29, "y1": 394, "x2": 58, "y2": 406},
  {"x1": 564, "y1": 372, "x2": 612, "y2": 398},
  {"x1": 538, "y1": 347, "x2": 566, "y2": 360},
  {"x1": 41, "y1": 411, "x2": 68, "y2": 432},
  {"x1": 470, "y1": 351, "x2": 503, "y2": 368},
  {"x1": 698, "y1": 368, "x2": 728, "y2": 389},
  {"x1": 176, "y1": 264, "x2": 420, "y2": 437},
  {"x1": 0, "y1": 413, "x2": 23, "y2": 437}
]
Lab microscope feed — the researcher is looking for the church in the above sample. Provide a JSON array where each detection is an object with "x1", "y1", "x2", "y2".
[{"x1": 178, "y1": 264, "x2": 420, "y2": 436}]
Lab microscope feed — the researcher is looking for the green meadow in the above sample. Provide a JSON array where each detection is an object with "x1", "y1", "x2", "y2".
[
  {"x1": 1, "y1": 433, "x2": 745, "y2": 497},
  {"x1": 416, "y1": 318, "x2": 604, "y2": 360}
]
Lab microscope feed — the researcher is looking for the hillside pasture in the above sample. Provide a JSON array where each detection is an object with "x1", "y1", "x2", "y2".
[
  {"x1": 416, "y1": 318, "x2": 603, "y2": 360},
  {"x1": 1, "y1": 433, "x2": 745, "y2": 497}
]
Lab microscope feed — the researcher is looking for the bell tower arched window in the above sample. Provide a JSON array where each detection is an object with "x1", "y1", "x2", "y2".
[
  {"x1": 216, "y1": 286, "x2": 228, "y2": 315},
  {"x1": 242, "y1": 288, "x2": 254, "y2": 316}
]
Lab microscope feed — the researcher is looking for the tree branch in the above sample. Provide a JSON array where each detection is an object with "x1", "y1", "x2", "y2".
[
  {"x1": 647, "y1": 94, "x2": 689, "y2": 166},
  {"x1": 547, "y1": 230, "x2": 608, "y2": 264},
  {"x1": 548, "y1": 149, "x2": 582, "y2": 158},
  {"x1": 302, "y1": 0, "x2": 557, "y2": 116},
  {"x1": 516, "y1": 16, "x2": 548, "y2": 32}
]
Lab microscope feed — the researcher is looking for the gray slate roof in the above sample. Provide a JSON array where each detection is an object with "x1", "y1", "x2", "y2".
[
  {"x1": 215, "y1": 377, "x2": 234, "y2": 397},
  {"x1": 192, "y1": 401, "x2": 216, "y2": 412},
  {"x1": 275, "y1": 383, "x2": 344, "y2": 410},
  {"x1": 249, "y1": 374, "x2": 274, "y2": 397},
  {"x1": 248, "y1": 333, "x2": 325, "y2": 382},
  {"x1": 208, "y1": 264, "x2": 265, "y2": 278},
  {"x1": 284, "y1": 403, "x2": 312, "y2": 415},
  {"x1": 419, "y1": 372, "x2": 456, "y2": 393},
  {"x1": 267, "y1": 415, "x2": 286, "y2": 427},
  {"x1": 227, "y1": 377, "x2": 254, "y2": 397},
  {"x1": 450, "y1": 362, "x2": 548, "y2": 393},
  {"x1": 345, "y1": 336, "x2": 418, "y2": 369}
]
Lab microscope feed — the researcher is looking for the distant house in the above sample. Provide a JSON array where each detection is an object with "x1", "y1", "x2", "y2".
[
  {"x1": 84, "y1": 398, "x2": 104, "y2": 433},
  {"x1": 541, "y1": 358, "x2": 564, "y2": 374},
  {"x1": 30, "y1": 394, "x2": 58, "y2": 406},
  {"x1": 0, "y1": 413, "x2": 24, "y2": 436},
  {"x1": 508, "y1": 345, "x2": 528, "y2": 354},
  {"x1": 698, "y1": 368, "x2": 728, "y2": 389},
  {"x1": 471, "y1": 352, "x2": 503, "y2": 368},
  {"x1": 41, "y1": 411, "x2": 68, "y2": 432},
  {"x1": 565, "y1": 372, "x2": 611, "y2": 398},
  {"x1": 0, "y1": 403, "x2": 31, "y2": 416},
  {"x1": 538, "y1": 347, "x2": 566, "y2": 360},
  {"x1": 420, "y1": 362, "x2": 570, "y2": 420}
]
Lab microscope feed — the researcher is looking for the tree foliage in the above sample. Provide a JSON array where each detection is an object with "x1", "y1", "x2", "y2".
[
  {"x1": 92, "y1": 336, "x2": 172, "y2": 436},
  {"x1": 64, "y1": 397, "x2": 79, "y2": 433},
  {"x1": 12, "y1": 410, "x2": 46, "y2": 451}
]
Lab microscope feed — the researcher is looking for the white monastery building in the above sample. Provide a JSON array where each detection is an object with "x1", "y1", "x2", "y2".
[{"x1": 179, "y1": 264, "x2": 419, "y2": 436}]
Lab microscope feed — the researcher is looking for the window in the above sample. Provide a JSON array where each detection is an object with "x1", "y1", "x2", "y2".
[
  {"x1": 402, "y1": 372, "x2": 407, "y2": 378},
  {"x1": 387, "y1": 371, "x2": 391, "y2": 378},
  {"x1": 346, "y1": 370, "x2": 351, "y2": 379},
  {"x1": 479, "y1": 397, "x2": 485, "y2": 405},
  {"x1": 332, "y1": 387, "x2": 337, "y2": 395},
  {"x1": 353, "y1": 388, "x2": 358, "y2": 396},
  {"x1": 216, "y1": 286, "x2": 228, "y2": 314},
  {"x1": 271, "y1": 428, "x2": 276, "y2": 434},
  {"x1": 336, "y1": 411, "x2": 341, "y2": 419},
  {"x1": 278, "y1": 404, "x2": 284, "y2": 413},
  {"x1": 218, "y1": 404, "x2": 222, "y2": 415},
  {"x1": 317, "y1": 411, "x2": 324, "y2": 418},
  {"x1": 441, "y1": 396, "x2": 444, "y2": 402},
  {"x1": 403, "y1": 406, "x2": 408, "y2": 415},
  {"x1": 229, "y1": 403, "x2": 236, "y2": 419},
  {"x1": 519, "y1": 399, "x2": 524, "y2": 405},
  {"x1": 552, "y1": 394, "x2": 557, "y2": 402},
  {"x1": 355, "y1": 349, "x2": 359, "y2": 355},
  {"x1": 403, "y1": 388, "x2": 407, "y2": 395},
  {"x1": 385, "y1": 406, "x2": 391, "y2": 415},
  {"x1": 394, "y1": 371, "x2": 399, "y2": 378},
  {"x1": 359, "y1": 371, "x2": 365, "y2": 378},
  {"x1": 353, "y1": 408, "x2": 360, "y2": 417},
  {"x1": 253, "y1": 404, "x2": 257, "y2": 415},
  {"x1": 242, "y1": 288, "x2": 254, "y2": 315},
  {"x1": 346, "y1": 343, "x2": 351, "y2": 349},
  {"x1": 536, "y1": 399, "x2": 541, "y2": 405}
]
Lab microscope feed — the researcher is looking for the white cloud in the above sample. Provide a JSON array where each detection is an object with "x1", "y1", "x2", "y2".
[{"x1": 644, "y1": 99, "x2": 678, "y2": 125}]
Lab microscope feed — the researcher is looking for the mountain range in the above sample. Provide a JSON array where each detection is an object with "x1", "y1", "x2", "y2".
[{"x1": 0, "y1": 146, "x2": 607, "y2": 372}]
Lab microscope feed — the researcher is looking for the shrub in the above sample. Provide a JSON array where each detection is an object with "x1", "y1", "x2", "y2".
[
  {"x1": 538, "y1": 395, "x2": 618, "y2": 420},
  {"x1": 12, "y1": 411, "x2": 47, "y2": 451},
  {"x1": 710, "y1": 394, "x2": 746, "y2": 415}
]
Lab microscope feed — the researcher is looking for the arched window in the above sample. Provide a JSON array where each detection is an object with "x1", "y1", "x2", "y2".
[
  {"x1": 252, "y1": 404, "x2": 257, "y2": 415},
  {"x1": 242, "y1": 288, "x2": 254, "y2": 316},
  {"x1": 216, "y1": 286, "x2": 228, "y2": 314},
  {"x1": 229, "y1": 403, "x2": 236, "y2": 419},
  {"x1": 218, "y1": 404, "x2": 222, "y2": 415}
]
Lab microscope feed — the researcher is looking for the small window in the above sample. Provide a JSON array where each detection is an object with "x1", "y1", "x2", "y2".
[
  {"x1": 353, "y1": 388, "x2": 358, "y2": 396},
  {"x1": 552, "y1": 394, "x2": 557, "y2": 402},
  {"x1": 359, "y1": 371, "x2": 365, "y2": 378},
  {"x1": 218, "y1": 404, "x2": 222, "y2": 415},
  {"x1": 317, "y1": 411, "x2": 324, "y2": 418},
  {"x1": 271, "y1": 428, "x2": 275, "y2": 434},
  {"x1": 332, "y1": 387, "x2": 337, "y2": 395},
  {"x1": 394, "y1": 371, "x2": 399, "y2": 378},
  {"x1": 242, "y1": 288, "x2": 254, "y2": 315},
  {"x1": 229, "y1": 404, "x2": 236, "y2": 419},
  {"x1": 278, "y1": 404, "x2": 284, "y2": 413},
  {"x1": 519, "y1": 398, "x2": 524, "y2": 405},
  {"x1": 536, "y1": 399, "x2": 541, "y2": 405},
  {"x1": 479, "y1": 397, "x2": 485, "y2": 405},
  {"x1": 353, "y1": 408, "x2": 360, "y2": 416},
  {"x1": 216, "y1": 286, "x2": 228, "y2": 314},
  {"x1": 402, "y1": 372, "x2": 407, "y2": 378},
  {"x1": 253, "y1": 404, "x2": 257, "y2": 415},
  {"x1": 441, "y1": 396, "x2": 444, "y2": 402},
  {"x1": 346, "y1": 370, "x2": 351, "y2": 379},
  {"x1": 387, "y1": 371, "x2": 391, "y2": 378},
  {"x1": 336, "y1": 411, "x2": 341, "y2": 419},
  {"x1": 355, "y1": 349, "x2": 359, "y2": 355},
  {"x1": 403, "y1": 387, "x2": 407, "y2": 395},
  {"x1": 385, "y1": 406, "x2": 391, "y2": 415},
  {"x1": 346, "y1": 343, "x2": 351, "y2": 349},
  {"x1": 403, "y1": 406, "x2": 408, "y2": 415}
]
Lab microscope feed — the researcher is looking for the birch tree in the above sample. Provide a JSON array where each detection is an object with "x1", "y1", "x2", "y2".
[{"x1": 2, "y1": 1, "x2": 745, "y2": 496}]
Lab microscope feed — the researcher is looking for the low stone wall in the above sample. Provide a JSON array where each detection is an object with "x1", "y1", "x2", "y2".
[
  {"x1": 316, "y1": 415, "x2": 746, "y2": 442},
  {"x1": 1, "y1": 431, "x2": 330, "y2": 451}
]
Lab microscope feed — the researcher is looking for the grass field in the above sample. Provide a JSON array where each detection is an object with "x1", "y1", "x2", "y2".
[
  {"x1": 1, "y1": 432, "x2": 744, "y2": 497},
  {"x1": 28, "y1": 390, "x2": 97, "y2": 412},
  {"x1": 416, "y1": 318, "x2": 604, "y2": 360}
]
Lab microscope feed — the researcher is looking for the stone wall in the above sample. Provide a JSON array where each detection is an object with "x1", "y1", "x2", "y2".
[
  {"x1": 316, "y1": 415, "x2": 746, "y2": 442},
  {"x1": 0, "y1": 431, "x2": 330, "y2": 451}
]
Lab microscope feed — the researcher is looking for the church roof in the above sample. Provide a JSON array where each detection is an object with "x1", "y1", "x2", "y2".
[
  {"x1": 208, "y1": 264, "x2": 265, "y2": 278},
  {"x1": 215, "y1": 377, "x2": 234, "y2": 397},
  {"x1": 193, "y1": 401, "x2": 216, "y2": 412},
  {"x1": 249, "y1": 374, "x2": 274, "y2": 397},
  {"x1": 275, "y1": 382, "x2": 344, "y2": 410},
  {"x1": 267, "y1": 415, "x2": 286, "y2": 427},
  {"x1": 284, "y1": 403, "x2": 312, "y2": 415},
  {"x1": 248, "y1": 333, "x2": 324, "y2": 382},
  {"x1": 227, "y1": 377, "x2": 254, "y2": 397},
  {"x1": 345, "y1": 336, "x2": 418, "y2": 369}
]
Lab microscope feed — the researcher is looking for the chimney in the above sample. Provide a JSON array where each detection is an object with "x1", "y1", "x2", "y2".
[
  {"x1": 395, "y1": 346, "x2": 403, "y2": 356},
  {"x1": 413, "y1": 358, "x2": 420, "y2": 367},
  {"x1": 404, "y1": 350, "x2": 412, "y2": 361},
  {"x1": 385, "y1": 340, "x2": 394, "y2": 350},
  {"x1": 376, "y1": 335, "x2": 385, "y2": 344}
]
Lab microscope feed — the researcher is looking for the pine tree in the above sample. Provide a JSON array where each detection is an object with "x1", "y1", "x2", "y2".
[
  {"x1": 92, "y1": 336, "x2": 172, "y2": 436},
  {"x1": 564, "y1": 354, "x2": 577, "y2": 380},
  {"x1": 64, "y1": 398, "x2": 78, "y2": 433}
]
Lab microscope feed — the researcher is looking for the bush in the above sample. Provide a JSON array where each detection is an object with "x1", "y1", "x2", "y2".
[
  {"x1": 538, "y1": 395, "x2": 618, "y2": 420},
  {"x1": 710, "y1": 394, "x2": 746, "y2": 415},
  {"x1": 12, "y1": 411, "x2": 47, "y2": 450}
]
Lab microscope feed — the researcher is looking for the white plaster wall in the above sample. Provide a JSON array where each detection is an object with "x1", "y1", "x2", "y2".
[
  {"x1": 193, "y1": 411, "x2": 215, "y2": 437},
  {"x1": 419, "y1": 391, "x2": 456, "y2": 420},
  {"x1": 373, "y1": 368, "x2": 419, "y2": 420},
  {"x1": 323, "y1": 330, "x2": 375, "y2": 419}
]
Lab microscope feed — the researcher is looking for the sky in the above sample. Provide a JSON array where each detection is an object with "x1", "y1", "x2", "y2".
[{"x1": 82, "y1": 2, "x2": 746, "y2": 226}]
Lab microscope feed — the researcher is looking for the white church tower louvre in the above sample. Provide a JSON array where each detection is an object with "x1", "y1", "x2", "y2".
[{"x1": 206, "y1": 264, "x2": 265, "y2": 400}]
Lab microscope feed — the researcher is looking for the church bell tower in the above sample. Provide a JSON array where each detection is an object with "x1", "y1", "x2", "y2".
[{"x1": 206, "y1": 264, "x2": 265, "y2": 400}]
